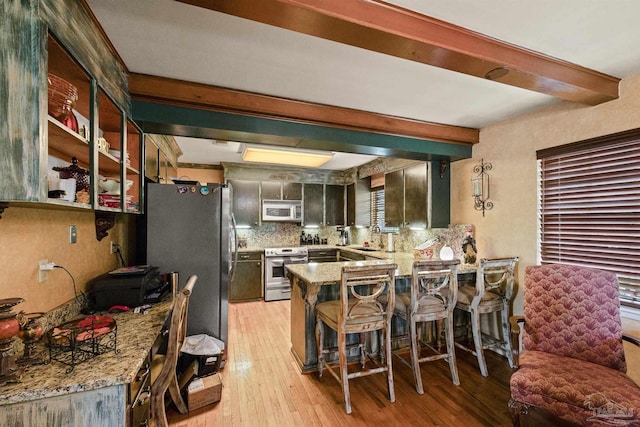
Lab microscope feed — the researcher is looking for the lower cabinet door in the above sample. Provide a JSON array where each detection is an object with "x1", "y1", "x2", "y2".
[{"x1": 230, "y1": 257, "x2": 263, "y2": 302}]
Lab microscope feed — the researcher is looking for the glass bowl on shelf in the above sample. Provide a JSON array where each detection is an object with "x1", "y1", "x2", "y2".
[{"x1": 47, "y1": 73, "x2": 78, "y2": 121}]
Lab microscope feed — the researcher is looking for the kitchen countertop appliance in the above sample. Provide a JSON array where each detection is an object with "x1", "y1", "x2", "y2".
[
  {"x1": 143, "y1": 183, "x2": 237, "y2": 347},
  {"x1": 264, "y1": 247, "x2": 308, "y2": 301}
]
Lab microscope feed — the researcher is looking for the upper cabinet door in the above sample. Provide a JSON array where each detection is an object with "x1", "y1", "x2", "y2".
[
  {"x1": 347, "y1": 177, "x2": 371, "y2": 227},
  {"x1": 228, "y1": 179, "x2": 260, "y2": 227},
  {"x1": 403, "y1": 163, "x2": 428, "y2": 229},
  {"x1": 384, "y1": 169, "x2": 404, "y2": 227},
  {"x1": 303, "y1": 183, "x2": 323, "y2": 226},
  {"x1": 261, "y1": 181, "x2": 282, "y2": 200},
  {"x1": 282, "y1": 182, "x2": 302, "y2": 200},
  {"x1": 325, "y1": 184, "x2": 345, "y2": 226}
]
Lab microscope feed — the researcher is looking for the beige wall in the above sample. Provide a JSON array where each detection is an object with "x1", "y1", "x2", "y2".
[
  {"x1": 0, "y1": 206, "x2": 130, "y2": 314},
  {"x1": 176, "y1": 167, "x2": 223, "y2": 184},
  {"x1": 450, "y1": 75, "x2": 640, "y2": 380},
  {"x1": 451, "y1": 74, "x2": 640, "y2": 314}
]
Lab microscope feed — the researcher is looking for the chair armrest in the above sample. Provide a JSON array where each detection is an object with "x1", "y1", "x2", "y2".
[
  {"x1": 509, "y1": 316, "x2": 525, "y2": 371},
  {"x1": 623, "y1": 333, "x2": 640, "y2": 348}
]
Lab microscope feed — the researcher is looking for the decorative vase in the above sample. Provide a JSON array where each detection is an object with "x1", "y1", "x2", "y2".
[{"x1": 439, "y1": 245, "x2": 454, "y2": 260}]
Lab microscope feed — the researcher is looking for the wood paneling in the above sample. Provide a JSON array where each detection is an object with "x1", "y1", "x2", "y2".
[{"x1": 177, "y1": 0, "x2": 619, "y2": 105}]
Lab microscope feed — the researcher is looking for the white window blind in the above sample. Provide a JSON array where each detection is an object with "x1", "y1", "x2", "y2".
[
  {"x1": 537, "y1": 130, "x2": 640, "y2": 308},
  {"x1": 370, "y1": 189, "x2": 399, "y2": 233},
  {"x1": 371, "y1": 188, "x2": 385, "y2": 230}
]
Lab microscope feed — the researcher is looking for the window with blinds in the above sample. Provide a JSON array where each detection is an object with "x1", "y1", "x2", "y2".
[
  {"x1": 370, "y1": 188, "x2": 399, "y2": 233},
  {"x1": 537, "y1": 129, "x2": 640, "y2": 308},
  {"x1": 371, "y1": 188, "x2": 385, "y2": 230}
]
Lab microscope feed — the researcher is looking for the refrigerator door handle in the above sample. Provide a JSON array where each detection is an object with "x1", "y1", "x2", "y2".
[{"x1": 230, "y1": 212, "x2": 239, "y2": 282}]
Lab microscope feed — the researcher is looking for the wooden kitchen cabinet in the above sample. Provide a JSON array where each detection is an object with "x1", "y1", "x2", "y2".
[
  {"x1": 261, "y1": 181, "x2": 282, "y2": 200},
  {"x1": 230, "y1": 251, "x2": 263, "y2": 302},
  {"x1": 228, "y1": 179, "x2": 260, "y2": 227},
  {"x1": 303, "y1": 183, "x2": 323, "y2": 226},
  {"x1": 262, "y1": 181, "x2": 302, "y2": 200},
  {"x1": 347, "y1": 177, "x2": 371, "y2": 227},
  {"x1": 0, "y1": 3, "x2": 142, "y2": 214},
  {"x1": 324, "y1": 184, "x2": 345, "y2": 226},
  {"x1": 308, "y1": 248, "x2": 337, "y2": 263},
  {"x1": 403, "y1": 163, "x2": 428, "y2": 229},
  {"x1": 145, "y1": 134, "x2": 180, "y2": 184},
  {"x1": 384, "y1": 169, "x2": 404, "y2": 227},
  {"x1": 384, "y1": 163, "x2": 429, "y2": 228},
  {"x1": 283, "y1": 182, "x2": 302, "y2": 200}
]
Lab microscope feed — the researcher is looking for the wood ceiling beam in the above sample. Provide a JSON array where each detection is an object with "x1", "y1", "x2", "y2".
[
  {"x1": 176, "y1": 0, "x2": 619, "y2": 105},
  {"x1": 128, "y1": 73, "x2": 479, "y2": 145}
]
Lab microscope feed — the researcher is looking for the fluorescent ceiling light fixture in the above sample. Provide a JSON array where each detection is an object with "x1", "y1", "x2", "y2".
[{"x1": 242, "y1": 146, "x2": 333, "y2": 168}]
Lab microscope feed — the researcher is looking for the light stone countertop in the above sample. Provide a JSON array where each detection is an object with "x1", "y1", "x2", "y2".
[
  {"x1": 0, "y1": 300, "x2": 172, "y2": 405},
  {"x1": 286, "y1": 249, "x2": 477, "y2": 285}
]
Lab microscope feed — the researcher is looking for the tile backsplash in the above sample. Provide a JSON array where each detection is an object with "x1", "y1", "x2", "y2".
[{"x1": 237, "y1": 222, "x2": 474, "y2": 260}]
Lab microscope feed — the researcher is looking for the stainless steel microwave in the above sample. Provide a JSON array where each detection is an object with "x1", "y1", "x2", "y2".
[{"x1": 262, "y1": 199, "x2": 302, "y2": 222}]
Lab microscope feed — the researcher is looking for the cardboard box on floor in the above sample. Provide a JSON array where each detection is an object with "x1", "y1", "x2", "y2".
[{"x1": 187, "y1": 373, "x2": 223, "y2": 411}]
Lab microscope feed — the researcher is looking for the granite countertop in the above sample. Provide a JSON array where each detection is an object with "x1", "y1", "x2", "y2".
[
  {"x1": 0, "y1": 300, "x2": 172, "y2": 405},
  {"x1": 286, "y1": 251, "x2": 478, "y2": 286}
]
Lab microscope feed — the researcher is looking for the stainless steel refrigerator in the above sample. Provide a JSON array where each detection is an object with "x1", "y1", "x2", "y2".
[{"x1": 144, "y1": 183, "x2": 236, "y2": 345}]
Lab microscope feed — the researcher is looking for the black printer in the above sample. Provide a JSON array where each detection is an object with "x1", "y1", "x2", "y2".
[{"x1": 88, "y1": 265, "x2": 169, "y2": 310}]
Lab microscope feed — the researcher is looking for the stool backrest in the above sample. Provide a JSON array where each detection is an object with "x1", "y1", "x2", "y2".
[
  {"x1": 474, "y1": 257, "x2": 519, "y2": 305},
  {"x1": 340, "y1": 264, "x2": 397, "y2": 331},
  {"x1": 412, "y1": 259, "x2": 460, "y2": 315}
]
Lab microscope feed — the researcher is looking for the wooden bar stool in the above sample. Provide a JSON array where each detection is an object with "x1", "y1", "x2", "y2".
[
  {"x1": 315, "y1": 263, "x2": 397, "y2": 414},
  {"x1": 393, "y1": 259, "x2": 460, "y2": 394},
  {"x1": 455, "y1": 257, "x2": 519, "y2": 376}
]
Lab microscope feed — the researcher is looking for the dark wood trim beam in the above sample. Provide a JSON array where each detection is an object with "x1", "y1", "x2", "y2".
[
  {"x1": 177, "y1": 0, "x2": 619, "y2": 105},
  {"x1": 129, "y1": 73, "x2": 479, "y2": 145}
]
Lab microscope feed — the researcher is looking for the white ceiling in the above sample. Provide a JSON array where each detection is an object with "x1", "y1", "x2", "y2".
[{"x1": 86, "y1": 0, "x2": 640, "y2": 169}]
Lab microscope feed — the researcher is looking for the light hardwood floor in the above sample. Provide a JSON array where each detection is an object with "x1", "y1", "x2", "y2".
[{"x1": 167, "y1": 300, "x2": 575, "y2": 427}]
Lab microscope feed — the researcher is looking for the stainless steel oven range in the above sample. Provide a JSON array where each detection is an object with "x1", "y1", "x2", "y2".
[{"x1": 264, "y1": 247, "x2": 308, "y2": 301}]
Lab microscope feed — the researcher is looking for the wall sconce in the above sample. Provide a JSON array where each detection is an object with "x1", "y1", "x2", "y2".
[{"x1": 472, "y1": 159, "x2": 493, "y2": 216}]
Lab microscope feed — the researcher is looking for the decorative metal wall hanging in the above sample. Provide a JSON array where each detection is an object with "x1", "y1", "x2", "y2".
[{"x1": 472, "y1": 159, "x2": 493, "y2": 216}]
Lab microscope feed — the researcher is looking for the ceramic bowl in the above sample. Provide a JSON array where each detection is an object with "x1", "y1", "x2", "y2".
[{"x1": 98, "y1": 178, "x2": 120, "y2": 193}]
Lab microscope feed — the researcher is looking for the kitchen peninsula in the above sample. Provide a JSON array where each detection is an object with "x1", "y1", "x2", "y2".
[{"x1": 286, "y1": 247, "x2": 476, "y2": 373}]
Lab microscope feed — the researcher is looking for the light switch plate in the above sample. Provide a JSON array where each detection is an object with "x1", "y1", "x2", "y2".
[{"x1": 69, "y1": 225, "x2": 77, "y2": 243}]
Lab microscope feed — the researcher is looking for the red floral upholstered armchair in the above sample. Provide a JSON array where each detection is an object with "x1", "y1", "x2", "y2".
[{"x1": 509, "y1": 264, "x2": 640, "y2": 426}]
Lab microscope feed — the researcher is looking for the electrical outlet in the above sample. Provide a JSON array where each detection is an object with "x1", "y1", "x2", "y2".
[
  {"x1": 69, "y1": 225, "x2": 77, "y2": 244},
  {"x1": 39, "y1": 259, "x2": 48, "y2": 283},
  {"x1": 110, "y1": 241, "x2": 120, "y2": 254}
]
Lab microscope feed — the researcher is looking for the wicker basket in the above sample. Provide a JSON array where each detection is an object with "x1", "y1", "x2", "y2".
[{"x1": 47, "y1": 73, "x2": 78, "y2": 120}]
